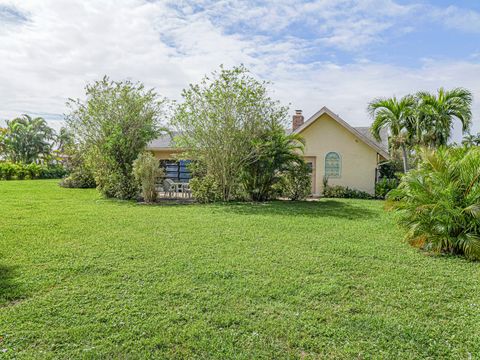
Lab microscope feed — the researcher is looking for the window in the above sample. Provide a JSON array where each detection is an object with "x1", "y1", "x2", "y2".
[
  {"x1": 160, "y1": 160, "x2": 191, "y2": 182},
  {"x1": 325, "y1": 152, "x2": 341, "y2": 178}
]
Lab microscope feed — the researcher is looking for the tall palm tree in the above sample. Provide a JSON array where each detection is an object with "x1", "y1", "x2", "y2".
[
  {"x1": 416, "y1": 87, "x2": 472, "y2": 148},
  {"x1": 368, "y1": 95, "x2": 416, "y2": 172}
]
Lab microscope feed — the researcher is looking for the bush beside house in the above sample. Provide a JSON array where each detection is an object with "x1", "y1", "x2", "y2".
[{"x1": 389, "y1": 146, "x2": 480, "y2": 260}]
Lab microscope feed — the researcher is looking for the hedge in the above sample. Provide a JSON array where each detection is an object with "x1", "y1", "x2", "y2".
[{"x1": 0, "y1": 162, "x2": 67, "y2": 180}]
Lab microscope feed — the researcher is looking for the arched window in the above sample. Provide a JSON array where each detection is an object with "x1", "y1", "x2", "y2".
[{"x1": 325, "y1": 152, "x2": 341, "y2": 178}]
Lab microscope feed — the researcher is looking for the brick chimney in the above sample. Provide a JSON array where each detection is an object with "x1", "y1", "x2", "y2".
[{"x1": 292, "y1": 110, "x2": 304, "y2": 131}]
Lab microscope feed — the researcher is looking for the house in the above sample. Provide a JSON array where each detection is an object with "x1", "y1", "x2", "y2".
[{"x1": 146, "y1": 106, "x2": 389, "y2": 195}]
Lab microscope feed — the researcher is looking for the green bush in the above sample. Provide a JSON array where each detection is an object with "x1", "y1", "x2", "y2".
[
  {"x1": 60, "y1": 167, "x2": 96, "y2": 188},
  {"x1": 388, "y1": 147, "x2": 480, "y2": 260},
  {"x1": 0, "y1": 161, "x2": 66, "y2": 180},
  {"x1": 190, "y1": 175, "x2": 221, "y2": 203},
  {"x1": 277, "y1": 161, "x2": 311, "y2": 200},
  {"x1": 323, "y1": 185, "x2": 373, "y2": 199},
  {"x1": 375, "y1": 178, "x2": 398, "y2": 199},
  {"x1": 132, "y1": 152, "x2": 163, "y2": 203}
]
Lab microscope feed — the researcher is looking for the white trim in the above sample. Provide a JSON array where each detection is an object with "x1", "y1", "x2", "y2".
[{"x1": 293, "y1": 106, "x2": 390, "y2": 160}]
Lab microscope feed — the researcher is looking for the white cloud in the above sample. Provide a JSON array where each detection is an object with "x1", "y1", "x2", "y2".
[
  {"x1": 432, "y1": 5, "x2": 480, "y2": 34},
  {"x1": 0, "y1": 0, "x2": 479, "y2": 140}
]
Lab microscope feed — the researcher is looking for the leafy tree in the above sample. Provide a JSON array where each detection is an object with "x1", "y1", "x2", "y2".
[
  {"x1": 368, "y1": 95, "x2": 416, "y2": 172},
  {"x1": 172, "y1": 65, "x2": 289, "y2": 201},
  {"x1": 0, "y1": 126, "x2": 6, "y2": 157},
  {"x1": 132, "y1": 152, "x2": 163, "y2": 203},
  {"x1": 66, "y1": 76, "x2": 166, "y2": 199},
  {"x1": 242, "y1": 127, "x2": 305, "y2": 201},
  {"x1": 55, "y1": 127, "x2": 75, "y2": 155},
  {"x1": 1, "y1": 115, "x2": 55, "y2": 163},
  {"x1": 388, "y1": 146, "x2": 480, "y2": 260}
]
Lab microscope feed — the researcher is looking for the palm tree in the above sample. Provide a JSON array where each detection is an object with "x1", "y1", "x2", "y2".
[
  {"x1": 4, "y1": 115, "x2": 55, "y2": 163},
  {"x1": 462, "y1": 132, "x2": 480, "y2": 147},
  {"x1": 416, "y1": 88, "x2": 472, "y2": 148},
  {"x1": 368, "y1": 95, "x2": 416, "y2": 172},
  {"x1": 242, "y1": 129, "x2": 305, "y2": 201}
]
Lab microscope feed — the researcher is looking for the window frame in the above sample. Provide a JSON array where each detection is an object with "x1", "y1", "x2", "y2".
[{"x1": 324, "y1": 151, "x2": 342, "y2": 179}]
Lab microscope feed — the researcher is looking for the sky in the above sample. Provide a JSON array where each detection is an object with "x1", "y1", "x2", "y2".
[{"x1": 0, "y1": 0, "x2": 479, "y2": 139}]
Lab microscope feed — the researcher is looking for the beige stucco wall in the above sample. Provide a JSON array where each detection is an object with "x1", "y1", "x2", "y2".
[
  {"x1": 150, "y1": 149, "x2": 182, "y2": 160},
  {"x1": 299, "y1": 113, "x2": 379, "y2": 195}
]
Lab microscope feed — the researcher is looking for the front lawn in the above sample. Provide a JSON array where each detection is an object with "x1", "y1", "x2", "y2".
[{"x1": 0, "y1": 180, "x2": 479, "y2": 358}]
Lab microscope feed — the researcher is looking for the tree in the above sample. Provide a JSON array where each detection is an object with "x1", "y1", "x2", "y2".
[
  {"x1": 132, "y1": 152, "x2": 163, "y2": 203},
  {"x1": 66, "y1": 76, "x2": 167, "y2": 199},
  {"x1": 1, "y1": 115, "x2": 55, "y2": 163},
  {"x1": 368, "y1": 95, "x2": 416, "y2": 172},
  {"x1": 172, "y1": 65, "x2": 289, "y2": 201},
  {"x1": 416, "y1": 88, "x2": 472, "y2": 148},
  {"x1": 462, "y1": 132, "x2": 480, "y2": 147},
  {"x1": 241, "y1": 127, "x2": 305, "y2": 201},
  {"x1": 55, "y1": 127, "x2": 75, "y2": 155}
]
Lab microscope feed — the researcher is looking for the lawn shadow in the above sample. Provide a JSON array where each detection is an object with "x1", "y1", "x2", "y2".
[
  {"x1": 0, "y1": 265, "x2": 24, "y2": 307},
  {"x1": 219, "y1": 199, "x2": 378, "y2": 220}
]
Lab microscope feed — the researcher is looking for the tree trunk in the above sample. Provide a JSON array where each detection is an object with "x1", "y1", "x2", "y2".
[{"x1": 401, "y1": 144, "x2": 409, "y2": 173}]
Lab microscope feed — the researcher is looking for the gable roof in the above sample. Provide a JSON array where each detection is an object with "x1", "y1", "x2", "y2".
[{"x1": 293, "y1": 106, "x2": 390, "y2": 159}]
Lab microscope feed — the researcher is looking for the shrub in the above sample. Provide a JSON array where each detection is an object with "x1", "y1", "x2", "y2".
[
  {"x1": 59, "y1": 143, "x2": 96, "y2": 189},
  {"x1": 388, "y1": 147, "x2": 480, "y2": 260},
  {"x1": 278, "y1": 161, "x2": 312, "y2": 200},
  {"x1": 375, "y1": 178, "x2": 398, "y2": 199},
  {"x1": 132, "y1": 152, "x2": 163, "y2": 203},
  {"x1": 0, "y1": 161, "x2": 66, "y2": 180},
  {"x1": 323, "y1": 185, "x2": 373, "y2": 199},
  {"x1": 189, "y1": 175, "x2": 221, "y2": 203},
  {"x1": 0, "y1": 162, "x2": 19, "y2": 180},
  {"x1": 60, "y1": 166, "x2": 96, "y2": 188}
]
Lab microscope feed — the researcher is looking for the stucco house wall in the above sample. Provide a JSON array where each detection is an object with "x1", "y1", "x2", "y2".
[{"x1": 298, "y1": 112, "x2": 381, "y2": 195}]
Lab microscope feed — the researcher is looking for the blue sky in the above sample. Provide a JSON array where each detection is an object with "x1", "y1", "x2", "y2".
[{"x1": 0, "y1": 0, "x2": 479, "y2": 138}]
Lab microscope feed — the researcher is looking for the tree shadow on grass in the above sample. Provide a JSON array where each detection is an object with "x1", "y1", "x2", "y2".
[
  {"x1": 0, "y1": 265, "x2": 24, "y2": 307},
  {"x1": 219, "y1": 200, "x2": 378, "y2": 220}
]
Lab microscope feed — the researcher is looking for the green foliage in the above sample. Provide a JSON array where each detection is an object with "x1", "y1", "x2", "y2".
[
  {"x1": 132, "y1": 152, "x2": 163, "y2": 203},
  {"x1": 59, "y1": 167, "x2": 96, "y2": 188},
  {"x1": 242, "y1": 128, "x2": 305, "y2": 201},
  {"x1": 368, "y1": 88, "x2": 473, "y2": 171},
  {"x1": 0, "y1": 161, "x2": 66, "y2": 180},
  {"x1": 415, "y1": 88, "x2": 472, "y2": 148},
  {"x1": 277, "y1": 160, "x2": 312, "y2": 200},
  {"x1": 172, "y1": 65, "x2": 289, "y2": 201},
  {"x1": 462, "y1": 132, "x2": 480, "y2": 147},
  {"x1": 323, "y1": 184, "x2": 374, "y2": 199},
  {"x1": 375, "y1": 177, "x2": 398, "y2": 199},
  {"x1": 368, "y1": 95, "x2": 416, "y2": 172},
  {"x1": 189, "y1": 175, "x2": 221, "y2": 203},
  {"x1": 1, "y1": 115, "x2": 55, "y2": 163},
  {"x1": 59, "y1": 142, "x2": 96, "y2": 189},
  {"x1": 66, "y1": 76, "x2": 166, "y2": 199},
  {"x1": 389, "y1": 146, "x2": 480, "y2": 260}
]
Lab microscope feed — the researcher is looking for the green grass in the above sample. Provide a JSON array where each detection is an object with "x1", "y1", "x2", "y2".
[{"x1": 0, "y1": 180, "x2": 479, "y2": 359}]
